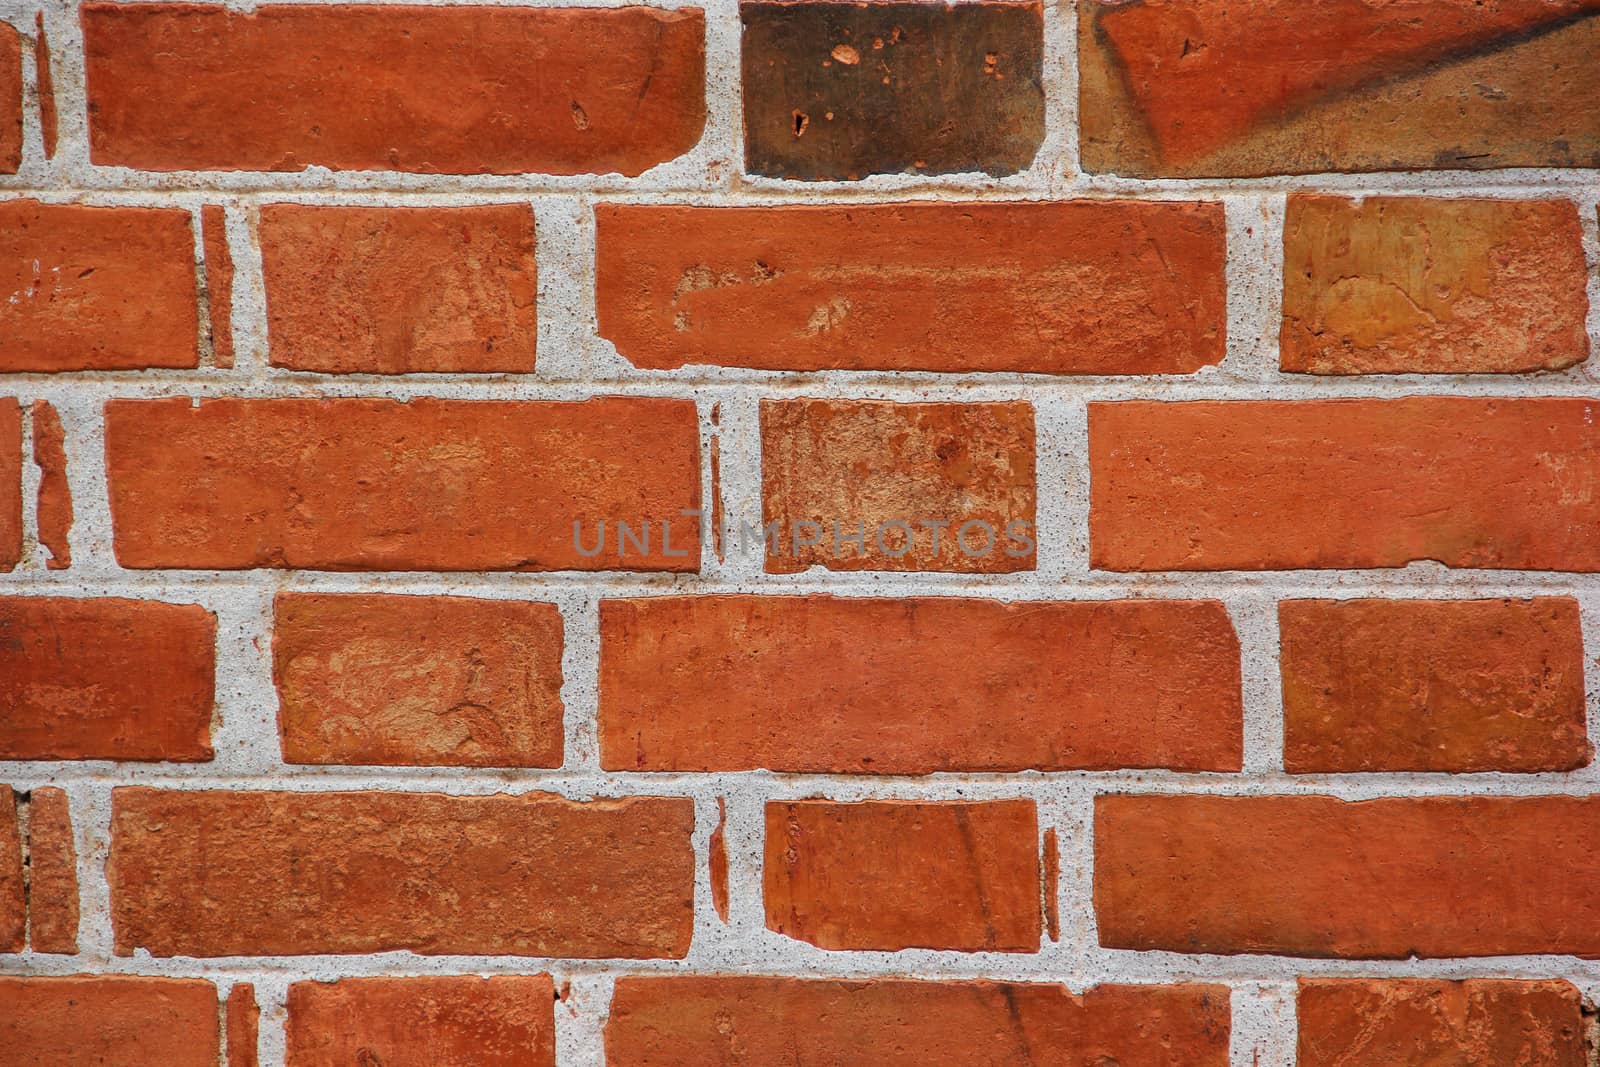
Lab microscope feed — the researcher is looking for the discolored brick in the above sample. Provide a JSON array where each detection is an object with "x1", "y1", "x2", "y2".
[
  {"x1": 34, "y1": 14, "x2": 55, "y2": 161},
  {"x1": 261, "y1": 204, "x2": 537, "y2": 374},
  {"x1": 1282, "y1": 196, "x2": 1590, "y2": 374},
  {"x1": 595, "y1": 200, "x2": 1228, "y2": 373},
  {"x1": 0, "y1": 976, "x2": 220, "y2": 1067},
  {"x1": 741, "y1": 0, "x2": 1044, "y2": 180}
]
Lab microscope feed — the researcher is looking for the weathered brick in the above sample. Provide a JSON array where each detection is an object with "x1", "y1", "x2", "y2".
[
  {"x1": 709, "y1": 798, "x2": 730, "y2": 923},
  {"x1": 1282, "y1": 196, "x2": 1590, "y2": 374},
  {"x1": 600, "y1": 595, "x2": 1242, "y2": 773},
  {"x1": 765, "y1": 799, "x2": 1040, "y2": 952},
  {"x1": 0, "y1": 597, "x2": 216, "y2": 762},
  {"x1": 1079, "y1": 0, "x2": 1600, "y2": 176},
  {"x1": 606, "y1": 977, "x2": 1231, "y2": 1066},
  {"x1": 34, "y1": 14, "x2": 56, "y2": 161},
  {"x1": 0, "y1": 200, "x2": 199, "y2": 371},
  {"x1": 595, "y1": 200, "x2": 1228, "y2": 374},
  {"x1": 286, "y1": 976, "x2": 556, "y2": 1067},
  {"x1": 1281, "y1": 598, "x2": 1589, "y2": 773},
  {"x1": 261, "y1": 204, "x2": 537, "y2": 374},
  {"x1": 0, "y1": 23, "x2": 17, "y2": 173},
  {"x1": 201, "y1": 205, "x2": 234, "y2": 368},
  {"x1": 274, "y1": 593, "x2": 565, "y2": 768},
  {"x1": 104, "y1": 397, "x2": 701, "y2": 572},
  {"x1": 25, "y1": 788, "x2": 79, "y2": 954},
  {"x1": 1089, "y1": 398, "x2": 1600, "y2": 571},
  {"x1": 0, "y1": 976, "x2": 220, "y2": 1067},
  {"x1": 1298, "y1": 979, "x2": 1586, "y2": 1067},
  {"x1": 761, "y1": 399, "x2": 1035, "y2": 573},
  {"x1": 741, "y1": 0, "x2": 1044, "y2": 179},
  {"x1": 82, "y1": 3, "x2": 706, "y2": 175},
  {"x1": 31, "y1": 401, "x2": 71, "y2": 570},
  {"x1": 0, "y1": 398, "x2": 17, "y2": 572},
  {"x1": 109, "y1": 789, "x2": 695, "y2": 958},
  {"x1": 0, "y1": 787, "x2": 19, "y2": 953},
  {"x1": 227, "y1": 985, "x2": 259, "y2": 1067},
  {"x1": 1095, "y1": 794, "x2": 1600, "y2": 958}
]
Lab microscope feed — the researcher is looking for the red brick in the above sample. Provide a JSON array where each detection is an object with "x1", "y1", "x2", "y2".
[
  {"x1": 1089, "y1": 398, "x2": 1600, "y2": 571},
  {"x1": 600, "y1": 595, "x2": 1242, "y2": 773},
  {"x1": 0, "y1": 398, "x2": 17, "y2": 572},
  {"x1": 1043, "y1": 827, "x2": 1060, "y2": 943},
  {"x1": 761, "y1": 399, "x2": 1035, "y2": 573},
  {"x1": 606, "y1": 977, "x2": 1231, "y2": 1066},
  {"x1": 1298, "y1": 979, "x2": 1586, "y2": 1067},
  {"x1": 595, "y1": 201, "x2": 1227, "y2": 374},
  {"x1": 32, "y1": 401, "x2": 71, "y2": 571},
  {"x1": 765, "y1": 799, "x2": 1040, "y2": 952},
  {"x1": 0, "y1": 787, "x2": 19, "y2": 953},
  {"x1": 1079, "y1": 0, "x2": 1600, "y2": 176},
  {"x1": 709, "y1": 797, "x2": 730, "y2": 923},
  {"x1": 82, "y1": 3, "x2": 706, "y2": 175},
  {"x1": 274, "y1": 593, "x2": 565, "y2": 768},
  {"x1": 1281, "y1": 598, "x2": 1589, "y2": 773},
  {"x1": 104, "y1": 397, "x2": 701, "y2": 572},
  {"x1": 227, "y1": 985, "x2": 259, "y2": 1067},
  {"x1": 25, "y1": 788, "x2": 79, "y2": 954},
  {"x1": 34, "y1": 14, "x2": 55, "y2": 162},
  {"x1": 0, "y1": 597, "x2": 215, "y2": 762},
  {"x1": 0, "y1": 976, "x2": 220, "y2": 1067},
  {"x1": 1095, "y1": 793, "x2": 1600, "y2": 958},
  {"x1": 286, "y1": 976, "x2": 555, "y2": 1067},
  {"x1": 201, "y1": 205, "x2": 234, "y2": 368},
  {"x1": 0, "y1": 23, "x2": 17, "y2": 173},
  {"x1": 109, "y1": 788, "x2": 695, "y2": 958},
  {"x1": 261, "y1": 204, "x2": 537, "y2": 374},
  {"x1": 0, "y1": 200, "x2": 199, "y2": 371},
  {"x1": 1282, "y1": 196, "x2": 1590, "y2": 374}
]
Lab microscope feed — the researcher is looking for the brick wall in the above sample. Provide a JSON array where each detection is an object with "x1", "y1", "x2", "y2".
[{"x1": 1, "y1": 0, "x2": 1599, "y2": 1064}]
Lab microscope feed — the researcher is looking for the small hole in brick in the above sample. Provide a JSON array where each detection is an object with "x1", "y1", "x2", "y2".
[{"x1": 792, "y1": 110, "x2": 810, "y2": 137}]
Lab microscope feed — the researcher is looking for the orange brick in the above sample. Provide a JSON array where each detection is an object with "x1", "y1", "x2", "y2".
[
  {"x1": 0, "y1": 24, "x2": 17, "y2": 173},
  {"x1": 25, "y1": 788, "x2": 79, "y2": 954},
  {"x1": 0, "y1": 399, "x2": 17, "y2": 572},
  {"x1": 227, "y1": 985, "x2": 259, "y2": 1067},
  {"x1": 0, "y1": 976, "x2": 220, "y2": 1067},
  {"x1": 0, "y1": 787, "x2": 19, "y2": 953},
  {"x1": 201, "y1": 205, "x2": 234, "y2": 368},
  {"x1": 31, "y1": 401, "x2": 71, "y2": 571}
]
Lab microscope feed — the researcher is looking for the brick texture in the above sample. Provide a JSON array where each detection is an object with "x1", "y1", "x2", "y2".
[
  {"x1": 606, "y1": 977, "x2": 1231, "y2": 1066},
  {"x1": 0, "y1": 976, "x2": 221, "y2": 1067},
  {"x1": 764, "y1": 799, "x2": 1040, "y2": 952},
  {"x1": 285, "y1": 976, "x2": 555, "y2": 1067},
  {"x1": 82, "y1": 3, "x2": 707, "y2": 175},
  {"x1": 0, "y1": 398, "x2": 17, "y2": 572},
  {"x1": 109, "y1": 788, "x2": 695, "y2": 958},
  {"x1": 599, "y1": 595, "x2": 1242, "y2": 772},
  {"x1": 1280, "y1": 598, "x2": 1589, "y2": 773},
  {"x1": 227, "y1": 985, "x2": 259, "y2": 1067},
  {"x1": 260, "y1": 203, "x2": 538, "y2": 374},
  {"x1": 200, "y1": 205, "x2": 234, "y2": 368},
  {"x1": 0, "y1": 787, "x2": 19, "y2": 953},
  {"x1": 31, "y1": 401, "x2": 71, "y2": 570},
  {"x1": 595, "y1": 200, "x2": 1227, "y2": 374},
  {"x1": 0, "y1": 597, "x2": 216, "y2": 762},
  {"x1": 24, "y1": 788, "x2": 79, "y2": 954},
  {"x1": 104, "y1": 397, "x2": 701, "y2": 572},
  {"x1": 0, "y1": 200, "x2": 199, "y2": 371},
  {"x1": 273, "y1": 593, "x2": 565, "y2": 767},
  {"x1": 0, "y1": 23, "x2": 17, "y2": 173},
  {"x1": 1095, "y1": 794, "x2": 1600, "y2": 958},
  {"x1": 1089, "y1": 398, "x2": 1600, "y2": 571}
]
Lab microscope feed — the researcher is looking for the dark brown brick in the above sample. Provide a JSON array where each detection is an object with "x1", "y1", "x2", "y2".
[{"x1": 741, "y1": 0, "x2": 1044, "y2": 180}]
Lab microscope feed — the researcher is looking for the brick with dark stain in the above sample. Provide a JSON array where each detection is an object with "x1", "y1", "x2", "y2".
[{"x1": 741, "y1": 0, "x2": 1044, "y2": 180}]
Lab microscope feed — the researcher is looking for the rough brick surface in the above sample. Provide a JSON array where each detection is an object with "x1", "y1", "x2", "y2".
[
  {"x1": 104, "y1": 397, "x2": 701, "y2": 572},
  {"x1": 606, "y1": 977, "x2": 1232, "y2": 1066},
  {"x1": 0, "y1": 200, "x2": 199, "y2": 372},
  {"x1": 82, "y1": 3, "x2": 707, "y2": 175},
  {"x1": 0, "y1": 23, "x2": 17, "y2": 173},
  {"x1": 0, "y1": 399, "x2": 17, "y2": 573},
  {"x1": 200, "y1": 204, "x2": 234, "y2": 368},
  {"x1": 1281, "y1": 196, "x2": 1590, "y2": 374},
  {"x1": 285, "y1": 976, "x2": 556, "y2": 1067},
  {"x1": 0, "y1": 787, "x2": 19, "y2": 953},
  {"x1": 1089, "y1": 398, "x2": 1600, "y2": 571},
  {"x1": 109, "y1": 789, "x2": 695, "y2": 958},
  {"x1": 0, "y1": 597, "x2": 216, "y2": 762},
  {"x1": 761, "y1": 398, "x2": 1035, "y2": 572},
  {"x1": 1079, "y1": 0, "x2": 1600, "y2": 176},
  {"x1": 1297, "y1": 979, "x2": 1586, "y2": 1067},
  {"x1": 25, "y1": 788, "x2": 79, "y2": 954},
  {"x1": 261, "y1": 204, "x2": 538, "y2": 374},
  {"x1": 34, "y1": 14, "x2": 55, "y2": 162},
  {"x1": 227, "y1": 985, "x2": 259, "y2": 1067},
  {"x1": 0, "y1": 976, "x2": 220, "y2": 1067},
  {"x1": 765, "y1": 799, "x2": 1040, "y2": 952},
  {"x1": 742, "y1": 0, "x2": 1044, "y2": 179},
  {"x1": 274, "y1": 593, "x2": 565, "y2": 767},
  {"x1": 599, "y1": 595, "x2": 1242, "y2": 773},
  {"x1": 31, "y1": 401, "x2": 72, "y2": 570},
  {"x1": 1095, "y1": 794, "x2": 1600, "y2": 958},
  {"x1": 1281, "y1": 598, "x2": 1589, "y2": 773},
  {"x1": 595, "y1": 201, "x2": 1227, "y2": 373}
]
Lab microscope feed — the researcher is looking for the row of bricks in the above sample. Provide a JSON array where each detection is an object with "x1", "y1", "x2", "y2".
[
  {"x1": 2, "y1": 974, "x2": 1588, "y2": 1067},
  {"x1": 17, "y1": 788, "x2": 1600, "y2": 958},
  {"x1": 0, "y1": 593, "x2": 1589, "y2": 773},
  {"x1": 4, "y1": 2, "x2": 1600, "y2": 178},
  {"x1": 1, "y1": 197, "x2": 1595, "y2": 375},
  {"x1": 8, "y1": 395, "x2": 1600, "y2": 573}
]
